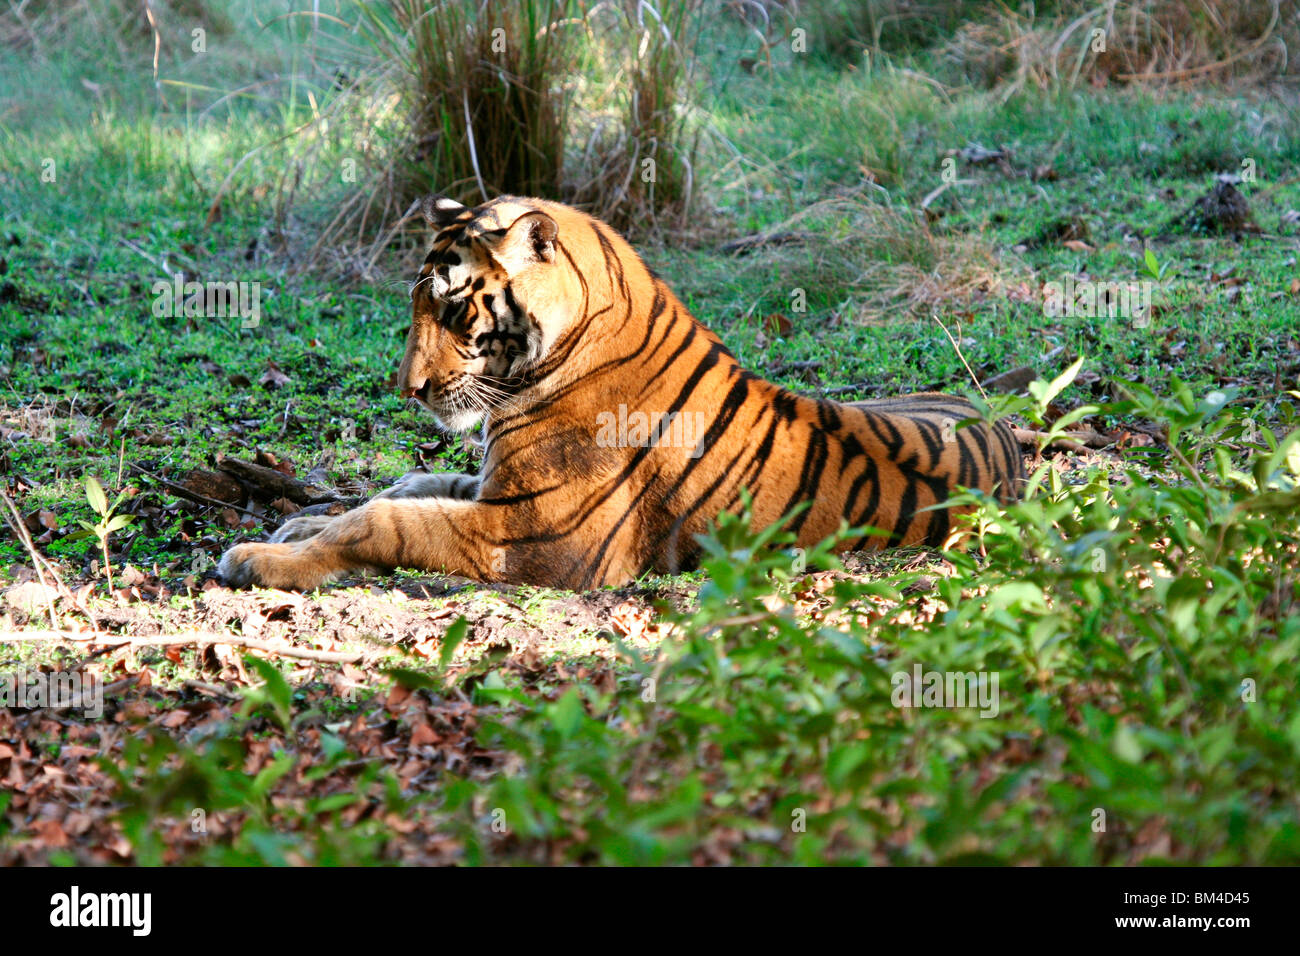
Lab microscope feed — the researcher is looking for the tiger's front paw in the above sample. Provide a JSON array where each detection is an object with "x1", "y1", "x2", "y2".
[{"x1": 217, "y1": 542, "x2": 332, "y2": 591}]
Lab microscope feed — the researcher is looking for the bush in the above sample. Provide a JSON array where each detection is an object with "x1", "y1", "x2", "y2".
[
  {"x1": 567, "y1": 0, "x2": 703, "y2": 236},
  {"x1": 448, "y1": 375, "x2": 1300, "y2": 864},
  {"x1": 288, "y1": 0, "x2": 582, "y2": 275},
  {"x1": 285, "y1": 0, "x2": 705, "y2": 274}
]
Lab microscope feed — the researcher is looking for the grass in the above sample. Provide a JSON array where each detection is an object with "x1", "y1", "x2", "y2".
[{"x1": 0, "y1": 1, "x2": 1298, "y2": 865}]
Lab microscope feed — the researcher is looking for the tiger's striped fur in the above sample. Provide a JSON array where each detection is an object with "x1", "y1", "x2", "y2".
[{"x1": 219, "y1": 195, "x2": 1023, "y2": 591}]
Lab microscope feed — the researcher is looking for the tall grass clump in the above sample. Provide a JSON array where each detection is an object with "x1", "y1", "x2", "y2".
[
  {"x1": 567, "y1": 0, "x2": 703, "y2": 236},
  {"x1": 938, "y1": 0, "x2": 1298, "y2": 92},
  {"x1": 284, "y1": 0, "x2": 704, "y2": 275},
  {"x1": 290, "y1": 0, "x2": 583, "y2": 275},
  {"x1": 374, "y1": 0, "x2": 579, "y2": 200}
]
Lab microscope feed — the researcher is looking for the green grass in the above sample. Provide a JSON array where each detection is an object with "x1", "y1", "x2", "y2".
[{"x1": 1, "y1": 1, "x2": 1298, "y2": 865}]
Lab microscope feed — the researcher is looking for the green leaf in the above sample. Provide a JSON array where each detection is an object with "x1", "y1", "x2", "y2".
[
  {"x1": 1049, "y1": 404, "x2": 1101, "y2": 433},
  {"x1": 438, "y1": 616, "x2": 469, "y2": 671},
  {"x1": 311, "y1": 792, "x2": 360, "y2": 814},
  {"x1": 1142, "y1": 247, "x2": 1159, "y2": 278},
  {"x1": 826, "y1": 742, "x2": 871, "y2": 788},
  {"x1": 1028, "y1": 356, "x2": 1085, "y2": 414},
  {"x1": 1113, "y1": 725, "x2": 1144, "y2": 764},
  {"x1": 548, "y1": 689, "x2": 585, "y2": 740},
  {"x1": 84, "y1": 476, "x2": 108, "y2": 516},
  {"x1": 242, "y1": 655, "x2": 294, "y2": 731},
  {"x1": 384, "y1": 667, "x2": 439, "y2": 691},
  {"x1": 250, "y1": 751, "x2": 296, "y2": 798},
  {"x1": 986, "y1": 581, "x2": 1047, "y2": 613},
  {"x1": 1260, "y1": 428, "x2": 1300, "y2": 486},
  {"x1": 104, "y1": 513, "x2": 134, "y2": 533}
]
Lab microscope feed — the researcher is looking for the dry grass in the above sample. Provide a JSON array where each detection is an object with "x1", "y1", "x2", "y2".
[
  {"x1": 938, "y1": 0, "x2": 1299, "y2": 93},
  {"x1": 566, "y1": 0, "x2": 703, "y2": 237},
  {"x1": 731, "y1": 191, "x2": 1015, "y2": 321},
  {"x1": 278, "y1": 0, "x2": 705, "y2": 278},
  {"x1": 281, "y1": 0, "x2": 584, "y2": 278}
]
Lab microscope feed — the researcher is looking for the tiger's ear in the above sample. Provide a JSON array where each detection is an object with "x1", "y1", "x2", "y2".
[
  {"x1": 421, "y1": 195, "x2": 467, "y2": 229},
  {"x1": 499, "y1": 211, "x2": 558, "y2": 265}
]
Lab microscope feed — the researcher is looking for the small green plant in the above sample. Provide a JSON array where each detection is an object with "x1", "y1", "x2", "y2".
[
  {"x1": 69, "y1": 476, "x2": 135, "y2": 593},
  {"x1": 968, "y1": 355, "x2": 1099, "y2": 458},
  {"x1": 1138, "y1": 247, "x2": 1172, "y2": 282},
  {"x1": 241, "y1": 656, "x2": 296, "y2": 733},
  {"x1": 96, "y1": 711, "x2": 409, "y2": 865}
]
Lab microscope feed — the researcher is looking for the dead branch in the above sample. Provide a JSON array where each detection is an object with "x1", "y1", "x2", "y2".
[
  {"x1": 128, "y1": 462, "x2": 262, "y2": 517},
  {"x1": 980, "y1": 365, "x2": 1037, "y2": 393},
  {"x1": 0, "y1": 488, "x2": 70, "y2": 630},
  {"x1": 215, "y1": 455, "x2": 339, "y2": 506},
  {"x1": 1011, "y1": 426, "x2": 1113, "y2": 453}
]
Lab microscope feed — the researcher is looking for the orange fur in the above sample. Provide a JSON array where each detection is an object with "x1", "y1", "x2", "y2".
[{"x1": 220, "y1": 196, "x2": 1023, "y2": 591}]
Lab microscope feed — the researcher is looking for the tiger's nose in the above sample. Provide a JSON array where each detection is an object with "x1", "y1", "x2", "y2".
[{"x1": 400, "y1": 378, "x2": 428, "y2": 400}]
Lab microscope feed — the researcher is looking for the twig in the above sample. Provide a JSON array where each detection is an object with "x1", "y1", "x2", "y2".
[
  {"x1": 920, "y1": 178, "x2": 977, "y2": 210},
  {"x1": 463, "y1": 88, "x2": 488, "y2": 203},
  {"x1": 719, "y1": 230, "x2": 814, "y2": 255},
  {"x1": 278, "y1": 399, "x2": 293, "y2": 438},
  {"x1": 820, "y1": 383, "x2": 879, "y2": 398},
  {"x1": 182, "y1": 678, "x2": 240, "y2": 700},
  {"x1": 1010, "y1": 426, "x2": 1114, "y2": 453},
  {"x1": 0, "y1": 630, "x2": 363, "y2": 663},
  {"x1": 214, "y1": 454, "x2": 338, "y2": 506},
  {"x1": 766, "y1": 360, "x2": 822, "y2": 378},
  {"x1": 117, "y1": 237, "x2": 170, "y2": 272},
  {"x1": 0, "y1": 487, "x2": 67, "y2": 630},
  {"x1": 36, "y1": 677, "x2": 138, "y2": 713},
  {"x1": 931, "y1": 315, "x2": 987, "y2": 400},
  {"x1": 143, "y1": 0, "x2": 161, "y2": 94}
]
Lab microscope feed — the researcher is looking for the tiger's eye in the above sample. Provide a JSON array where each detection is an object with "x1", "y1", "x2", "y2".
[{"x1": 442, "y1": 299, "x2": 470, "y2": 334}]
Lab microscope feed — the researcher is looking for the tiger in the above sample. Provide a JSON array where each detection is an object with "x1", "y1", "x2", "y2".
[{"x1": 218, "y1": 195, "x2": 1024, "y2": 592}]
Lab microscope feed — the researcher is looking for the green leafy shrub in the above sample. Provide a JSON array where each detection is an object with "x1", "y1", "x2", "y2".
[{"x1": 450, "y1": 378, "x2": 1300, "y2": 864}]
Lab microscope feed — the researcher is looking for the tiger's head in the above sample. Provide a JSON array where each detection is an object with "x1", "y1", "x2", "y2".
[{"x1": 397, "y1": 194, "x2": 583, "y2": 433}]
